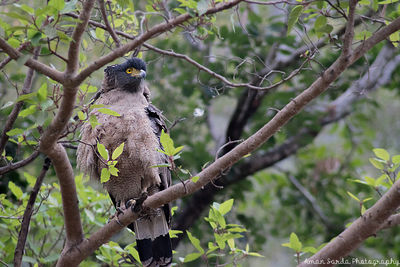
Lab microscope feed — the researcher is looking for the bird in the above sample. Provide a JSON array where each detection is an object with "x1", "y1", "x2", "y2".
[{"x1": 76, "y1": 58, "x2": 172, "y2": 267}]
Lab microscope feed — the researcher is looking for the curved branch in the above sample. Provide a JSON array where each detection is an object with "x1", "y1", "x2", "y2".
[
  {"x1": 14, "y1": 158, "x2": 51, "y2": 267},
  {"x1": 98, "y1": 0, "x2": 121, "y2": 47},
  {"x1": 66, "y1": 0, "x2": 96, "y2": 76},
  {"x1": 0, "y1": 47, "x2": 40, "y2": 155},
  {"x1": 73, "y1": 0, "x2": 245, "y2": 85},
  {"x1": 144, "y1": 43, "x2": 310, "y2": 90},
  {"x1": 172, "y1": 43, "x2": 400, "y2": 247},
  {"x1": 298, "y1": 178, "x2": 400, "y2": 267},
  {"x1": 56, "y1": 15, "x2": 400, "y2": 266},
  {"x1": 0, "y1": 151, "x2": 40, "y2": 175},
  {"x1": 0, "y1": 39, "x2": 64, "y2": 83}
]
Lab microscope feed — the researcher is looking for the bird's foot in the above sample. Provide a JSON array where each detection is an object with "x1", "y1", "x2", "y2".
[
  {"x1": 109, "y1": 207, "x2": 125, "y2": 226},
  {"x1": 129, "y1": 192, "x2": 148, "y2": 214}
]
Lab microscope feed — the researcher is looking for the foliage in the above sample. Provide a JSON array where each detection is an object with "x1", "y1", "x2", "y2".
[{"x1": 0, "y1": 0, "x2": 400, "y2": 265}]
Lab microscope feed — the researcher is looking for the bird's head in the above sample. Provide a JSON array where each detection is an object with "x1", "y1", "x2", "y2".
[{"x1": 104, "y1": 58, "x2": 147, "y2": 92}]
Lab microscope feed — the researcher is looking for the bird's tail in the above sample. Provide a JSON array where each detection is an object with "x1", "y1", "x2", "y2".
[{"x1": 128, "y1": 209, "x2": 172, "y2": 267}]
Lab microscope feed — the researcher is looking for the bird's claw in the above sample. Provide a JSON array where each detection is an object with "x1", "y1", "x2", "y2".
[{"x1": 130, "y1": 192, "x2": 148, "y2": 213}]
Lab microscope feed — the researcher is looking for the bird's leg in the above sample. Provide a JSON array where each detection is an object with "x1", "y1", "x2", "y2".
[
  {"x1": 129, "y1": 191, "x2": 148, "y2": 214},
  {"x1": 109, "y1": 201, "x2": 124, "y2": 226}
]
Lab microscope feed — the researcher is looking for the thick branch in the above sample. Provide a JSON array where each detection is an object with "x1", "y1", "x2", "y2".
[
  {"x1": 51, "y1": 144, "x2": 83, "y2": 249},
  {"x1": 172, "y1": 43, "x2": 400, "y2": 246},
  {"x1": 14, "y1": 158, "x2": 51, "y2": 267},
  {"x1": 56, "y1": 15, "x2": 400, "y2": 267},
  {"x1": 298, "y1": 178, "x2": 400, "y2": 267},
  {"x1": 73, "y1": 0, "x2": 244, "y2": 85},
  {"x1": 380, "y1": 214, "x2": 400, "y2": 230},
  {"x1": 0, "y1": 47, "x2": 40, "y2": 155},
  {"x1": 0, "y1": 39, "x2": 64, "y2": 83},
  {"x1": 66, "y1": 0, "x2": 96, "y2": 76},
  {"x1": 342, "y1": 0, "x2": 357, "y2": 56}
]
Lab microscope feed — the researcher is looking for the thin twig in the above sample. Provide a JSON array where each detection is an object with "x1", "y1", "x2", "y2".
[
  {"x1": 98, "y1": 0, "x2": 121, "y2": 47},
  {"x1": 0, "y1": 43, "x2": 29, "y2": 70},
  {"x1": 0, "y1": 47, "x2": 40, "y2": 156},
  {"x1": 244, "y1": 0, "x2": 314, "y2": 5},
  {"x1": 0, "y1": 150, "x2": 40, "y2": 175},
  {"x1": 14, "y1": 158, "x2": 51, "y2": 267},
  {"x1": 145, "y1": 43, "x2": 311, "y2": 90}
]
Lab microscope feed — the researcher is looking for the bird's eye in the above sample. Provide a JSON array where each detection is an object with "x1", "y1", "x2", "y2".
[{"x1": 126, "y1": 68, "x2": 133, "y2": 74}]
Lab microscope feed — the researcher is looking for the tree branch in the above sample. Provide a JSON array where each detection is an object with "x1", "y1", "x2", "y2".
[
  {"x1": 342, "y1": 0, "x2": 357, "y2": 56},
  {"x1": 380, "y1": 214, "x2": 400, "y2": 230},
  {"x1": 66, "y1": 0, "x2": 96, "y2": 76},
  {"x1": 0, "y1": 42, "x2": 29, "y2": 70},
  {"x1": 0, "y1": 151, "x2": 40, "y2": 176},
  {"x1": 14, "y1": 158, "x2": 51, "y2": 267},
  {"x1": 56, "y1": 15, "x2": 400, "y2": 266},
  {"x1": 172, "y1": 43, "x2": 400, "y2": 247},
  {"x1": 0, "y1": 47, "x2": 40, "y2": 156},
  {"x1": 0, "y1": 39, "x2": 64, "y2": 83},
  {"x1": 298, "y1": 178, "x2": 400, "y2": 266},
  {"x1": 98, "y1": 0, "x2": 121, "y2": 47},
  {"x1": 144, "y1": 43, "x2": 310, "y2": 90},
  {"x1": 73, "y1": 0, "x2": 245, "y2": 85}
]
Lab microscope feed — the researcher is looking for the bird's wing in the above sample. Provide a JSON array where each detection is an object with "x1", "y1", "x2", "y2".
[{"x1": 145, "y1": 103, "x2": 172, "y2": 225}]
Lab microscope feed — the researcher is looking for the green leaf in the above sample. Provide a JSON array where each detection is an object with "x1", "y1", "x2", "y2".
[
  {"x1": 364, "y1": 176, "x2": 376, "y2": 187},
  {"x1": 24, "y1": 172, "x2": 36, "y2": 188},
  {"x1": 287, "y1": 6, "x2": 304, "y2": 35},
  {"x1": 347, "y1": 191, "x2": 360, "y2": 202},
  {"x1": 248, "y1": 252, "x2": 264, "y2": 257},
  {"x1": 48, "y1": 0, "x2": 65, "y2": 11},
  {"x1": 314, "y1": 15, "x2": 327, "y2": 29},
  {"x1": 191, "y1": 176, "x2": 200, "y2": 183},
  {"x1": 30, "y1": 31, "x2": 43, "y2": 47},
  {"x1": 19, "y1": 105, "x2": 37, "y2": 118},
  {"x1": 125, "y1": 244, "x2": 141, "y2": 263},
  {"x1": 361, "y1": 205, "x2": 366, "y2": 215},
  {"x1": 9, "y1": 181, "x2": 23, "y2": 199},
  {"x1": 100, "y1": 168, "x2": 111, "y2": 183},
  {"x1": 160, "y1": 130, "x2": 175, "y2": 156},
  {"x1": 376, "y1": 174, "x2": 388, "y2": 186},
  {"x1": 112, "y1": 142, "x2": 124, "y2": 160},
  {"x1": 97, "y1": 143, "x2": 109, "y2": 160},
  {"x1": 77, "y1": 111, "x2": 85, "y2": 120},
  {"x1": 392, "y1": 155, "x2": 400, "y2": 164},
  {"x1": 97, "y1": 108, "x2": 121, "y2": 117},
  {"x1": 183, "y1": 252, "x2": 202, "y2": 263},
  {"x1": 174, "y1": 145, "x2": 184, "y2": 155},
  {"x1": 378, "y1": 0, "x2": 399, "y2": 4},
  {"x1": 303, "y1": 246, "x2": 317, "y2": 254},
  {"x1": 186, "y1": 231, "x2": 204, "y2": 253},
  {"x1": 6, "y1": 128, "x2": 24, "y2": 136},
  {"x1": 109, "y1": 166, "x2": 119, "y2": 176},
  {"x1": 219, "y1": 199, "x2": 234, "y2": 216},
  {"x1": 19, "y1": 4, "x2": 35, "y2": 14},
  {"x1": 89, "y1": 115, "x2": 100, "y2": 128},
  {"x1": 369, "y1": 158, "x2": 385, "y2": 170},
  {"x1": 289, "y1": 232, "x2": 302, "y2": 252},
  {"x1": 373, "y1": 148, "x2": 390, "y2": 161},
  {"x1": 37, "y1": 83, "x2": 48, "y2": 101},
  {"x1": 197, "y1": 0, "x2": 208, "y2": 16},
  {"x1": 85, "y1": 209, "x2": 95, "y2": 222},
  {"x1": 96, "y1": 27, "x2": 106, "y2": 42},
  {"x1": 16, "y1": 92, "x2": 36, "y2": 102}
]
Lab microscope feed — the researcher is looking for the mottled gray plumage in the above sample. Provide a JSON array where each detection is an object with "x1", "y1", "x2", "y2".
[{"x1": 77, "y1": 58, "x2": 172, "y2": 267}]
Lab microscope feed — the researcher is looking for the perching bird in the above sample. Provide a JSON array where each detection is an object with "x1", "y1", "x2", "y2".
[{"x1": 77, "y1": 58, "x2": 172, "y2": 267}]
